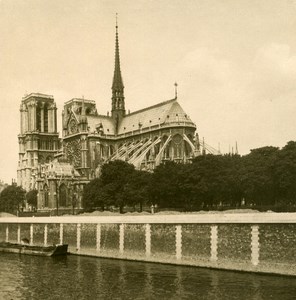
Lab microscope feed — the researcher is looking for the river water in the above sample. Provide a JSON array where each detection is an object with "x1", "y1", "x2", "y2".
[{"x1": 0, "y1": 253, "x2": 296, "y2": 300}]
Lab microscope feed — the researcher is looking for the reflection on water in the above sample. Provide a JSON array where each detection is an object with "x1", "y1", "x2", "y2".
[{"x1": 0, "y1": 253, "x2": 296, "y2": 300}]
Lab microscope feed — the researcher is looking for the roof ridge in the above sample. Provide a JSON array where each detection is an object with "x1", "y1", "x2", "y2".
[
  {"x1": 87, "y1": 114, "x2": 112, "y2": 119},
  {"x1": 127, "y1": 98, "x2": 177, "y2": 116}
]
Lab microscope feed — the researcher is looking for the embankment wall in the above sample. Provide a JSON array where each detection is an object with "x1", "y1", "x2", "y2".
[{"x1": 0, "y1": 213, "x2": 295, "y2": 276}]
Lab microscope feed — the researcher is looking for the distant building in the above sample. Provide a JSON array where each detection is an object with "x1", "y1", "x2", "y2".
[{"x1": 17, "y1": 22, "x2": 200, "y2": 213}]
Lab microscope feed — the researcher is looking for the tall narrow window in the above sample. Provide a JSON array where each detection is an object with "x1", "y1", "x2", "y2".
[
  {"x1": 44, "y1": 104, "x2": 48, "y2": 133},
  {"x1": 36, "y1": 105, "x2": 41, "y2": 131},
  {"x1": 44, "y1": 185, "x2": 49, "y2": 207}
]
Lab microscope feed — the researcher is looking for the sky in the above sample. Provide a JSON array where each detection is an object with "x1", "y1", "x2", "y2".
[{"x1": 1, "y1": 0, "x2": 296, "y2": 183}]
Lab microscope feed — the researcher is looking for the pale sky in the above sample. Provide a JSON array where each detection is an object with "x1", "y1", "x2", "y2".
[{"x1": 1, "y1": 0, "x2": 296, "y2": 183}]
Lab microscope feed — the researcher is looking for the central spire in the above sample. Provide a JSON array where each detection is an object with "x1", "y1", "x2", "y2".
[
  {"x1": 112, "y1": 14, "x2": 124, "y2": 91},
  {"x1": 111, "y1": 14, "x2": 125, "y2": 131},
  {"x1": 112, "y1": 15, "x2": 124, "y2": 100}
]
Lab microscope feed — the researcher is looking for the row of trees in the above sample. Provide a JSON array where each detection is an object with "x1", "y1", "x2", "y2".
[
  {"x1": 2, "y1": 141, "x2": 296, "y2": 214},
  {"x1": 83, "y1": 141, "x2": 296, "y2": 212}
]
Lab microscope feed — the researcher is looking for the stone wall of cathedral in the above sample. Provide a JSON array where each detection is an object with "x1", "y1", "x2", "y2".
[{"x1": 17, "y1": 93, "x2": 59, "y2": 192}]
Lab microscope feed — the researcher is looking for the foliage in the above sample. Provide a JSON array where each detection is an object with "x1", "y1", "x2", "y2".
[
  {"x1": 0, "y1": 185, "x2": 26, "y2": 213},
  {"x1": 149, "y1": 161, "x2": 187, "y2": 208},
  {"x1": 99, "y1": 160, "x2": 135, "y2": 213},
  {"x1": 82, "y1": 141, "x2": 296, "y2": 212},
  {"x1": 82, "y1": 160, "x2": 151, "y2": 213},
  {"x1": 83, "y1": 178, "x2": 104, "y2": 211},
  {"x1": 189, "y1": 154, "x2": 243, "y2": 208},
  {"x1": 240, "y1": 146, "x2": 279, "y2": 206},
  {"x1": 273, "y1": 141, "x2": 296, "y2": 206},
  {"x1": 123, "y1": 170, "x2": 152, "y2": 211},
  {"x1": 26, "y1": 189, "x2": 38, "y2": 208}
]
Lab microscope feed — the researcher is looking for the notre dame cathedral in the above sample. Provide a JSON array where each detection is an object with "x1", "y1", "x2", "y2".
[{"x1": 17, "y1": 22, "x2": 200, "y2": 213}]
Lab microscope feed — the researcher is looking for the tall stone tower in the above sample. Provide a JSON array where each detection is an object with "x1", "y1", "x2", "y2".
[{"x1": 17, "y1": 93, "x2": 60, "y2": 191}]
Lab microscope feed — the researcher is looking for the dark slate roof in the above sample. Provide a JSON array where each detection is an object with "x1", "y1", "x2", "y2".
[
  {"x1": 85, "y1": 98, "x2": 195, "y2": 136},
  {"x1": 118, "y1": 98, "x2": 195, "y2": 134}
]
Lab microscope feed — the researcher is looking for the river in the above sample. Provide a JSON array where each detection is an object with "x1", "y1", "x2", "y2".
[{"x1": 0, "y1": 253, "x2": 296, "y2": 299}]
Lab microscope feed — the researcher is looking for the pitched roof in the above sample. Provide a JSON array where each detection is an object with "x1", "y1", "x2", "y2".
[
  {"x1": 43, "y1": 160, "x2": 80, "y2": 177},
  {"x1": 84, "y1": 98, "x2": 195, "y2": 137},
  {"x1": 118, "y1": 98, "x2": 195, "y2": 134}
]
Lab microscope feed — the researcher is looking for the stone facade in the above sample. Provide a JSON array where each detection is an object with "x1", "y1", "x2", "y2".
[
  {"x1": 17, "y1": 93, "x2": 60, "y2": 191},
  {"x1": 35, "y1": 158, "x2": 85, "y2": 213}
]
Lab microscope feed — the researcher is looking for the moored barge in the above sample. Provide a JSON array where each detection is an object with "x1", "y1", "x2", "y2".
[{"x1": 0, "y1": 242, "x2": 68, "y2": 256}]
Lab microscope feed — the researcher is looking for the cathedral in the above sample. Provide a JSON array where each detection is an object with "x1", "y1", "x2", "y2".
[{"x1": 17, "y1": 22, "x2": 200, "y2": 213}]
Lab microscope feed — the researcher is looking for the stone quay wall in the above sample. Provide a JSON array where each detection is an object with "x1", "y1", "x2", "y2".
[{"x1": 0, "y1": 213, "x2": 296, "y2": 276}]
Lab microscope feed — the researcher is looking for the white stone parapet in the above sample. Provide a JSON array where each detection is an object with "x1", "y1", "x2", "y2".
[
  {"x1": 210, "y1": 225, "x2": 218, "y2": 262},
  {"x1": 145, "y1": 224, "x2": 151, "y2": 257},
  {"x1": 1, "y1": 212, "x2": 296, "y2": 224}
]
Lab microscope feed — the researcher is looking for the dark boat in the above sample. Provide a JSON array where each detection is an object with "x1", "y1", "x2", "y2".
[{"x1": 0, "y1": 242, "x2": 68, "y2": 256}]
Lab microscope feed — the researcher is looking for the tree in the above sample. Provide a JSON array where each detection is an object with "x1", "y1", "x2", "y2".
[
  {"x1": 273, "y1": 141, "x2": 296, "y2": 207},
  {"x1": 240, "y1": 146, "x2": 278, "y2": 206},
  {"x1": 100, "y1": 160, "x2": 136, "y2": 213},
  {"x1": 189, "y1": 154, "x2": 243, "y2": 208},
  {"x1": 123, "y1": 170, "x2": 151, "y2": 212},
  {"x1": 82, "y1": 160, "x2": 137, "y2": 213},
  {"x1": 149, "y1": 161, "x2": 189, "y2": 209},
  {"x1": 82, "y1": 178, "x2": 105, "y2": 211},
  {"x1": 0, "y1": 185, "x2": 26, "y2": 214},
  {"x1": 26, "y1": 189, "x2": 38, "y2": 210}
]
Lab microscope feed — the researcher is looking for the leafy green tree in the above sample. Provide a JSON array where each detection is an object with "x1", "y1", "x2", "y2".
[
  {"x1": 100, "y1": 160, "x2": 135, "y2": 213},
  {"x1": 82, "y1": 178, "x2": 105, "y2": 211},
  {"x1": 149, "y1": 161, "x2": 189, "y2": 209},
  {"x1": 240, "y1": 146, "x2": 278, "y2": 206},
  {"x1": 190, "y1": 155, "x2": 222, "y2": 207},
  {"x1": 26, "y1": 189, "x2": 38, "y2": 209},
  {"x1": 0, "y1": 185, "x2": 26, "y2": 214},
  {"x1": 123, "y1": 170, "x2": 151, "y2": 211},
  {"x1": 190, "y1": 154, "x2": 243, "y2": 208},
  {"x1": 82, "y1": 160, "x2": 137, "y2": 213},
  {"x1": 213, "y1": 154, "x2": 243, "y2": 207},
  {"x1": 150, "y1": 154, "x2": 243, "y2": 211},
  {"x1": 273, "y1": 141, "x2": 296, "y2": 207}
]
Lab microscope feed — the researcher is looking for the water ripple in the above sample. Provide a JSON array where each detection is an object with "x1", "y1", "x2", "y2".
[{"x1": 0, "y1": 254, "x2": 296, "y2": 300}]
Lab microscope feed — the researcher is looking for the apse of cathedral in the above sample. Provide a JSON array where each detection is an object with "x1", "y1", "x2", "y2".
[{"x1": 17, "y1": 21, "x2": 200, "y2": 212}]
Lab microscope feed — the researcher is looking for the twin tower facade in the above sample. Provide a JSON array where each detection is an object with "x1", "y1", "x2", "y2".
[{"x1": 17, "y1": 24, "x2": 200, "y2": 212}]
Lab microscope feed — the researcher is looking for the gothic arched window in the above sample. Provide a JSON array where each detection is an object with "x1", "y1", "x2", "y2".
[{"x1": 59, "y1": 184, "x2": 67, "y2": 207}]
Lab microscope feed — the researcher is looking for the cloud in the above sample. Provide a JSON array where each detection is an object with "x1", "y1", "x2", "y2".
[
  {"x1": 178, "y1": 47, "x2": 246, "y2": 109},
  {"x1": 179, "y1": 47, "x2": 234, "y2": 86},
  {"x1": 250, "y1": 43, "x2": 296, "y2": 99},
  {"x1": 175, "y1": 45, "x2": 296, "y2": 155}
]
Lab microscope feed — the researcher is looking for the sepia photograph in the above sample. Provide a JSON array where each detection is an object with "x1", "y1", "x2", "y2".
[{"x1": 0, "y1": 0, "x2": 296, "y2": 299}]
